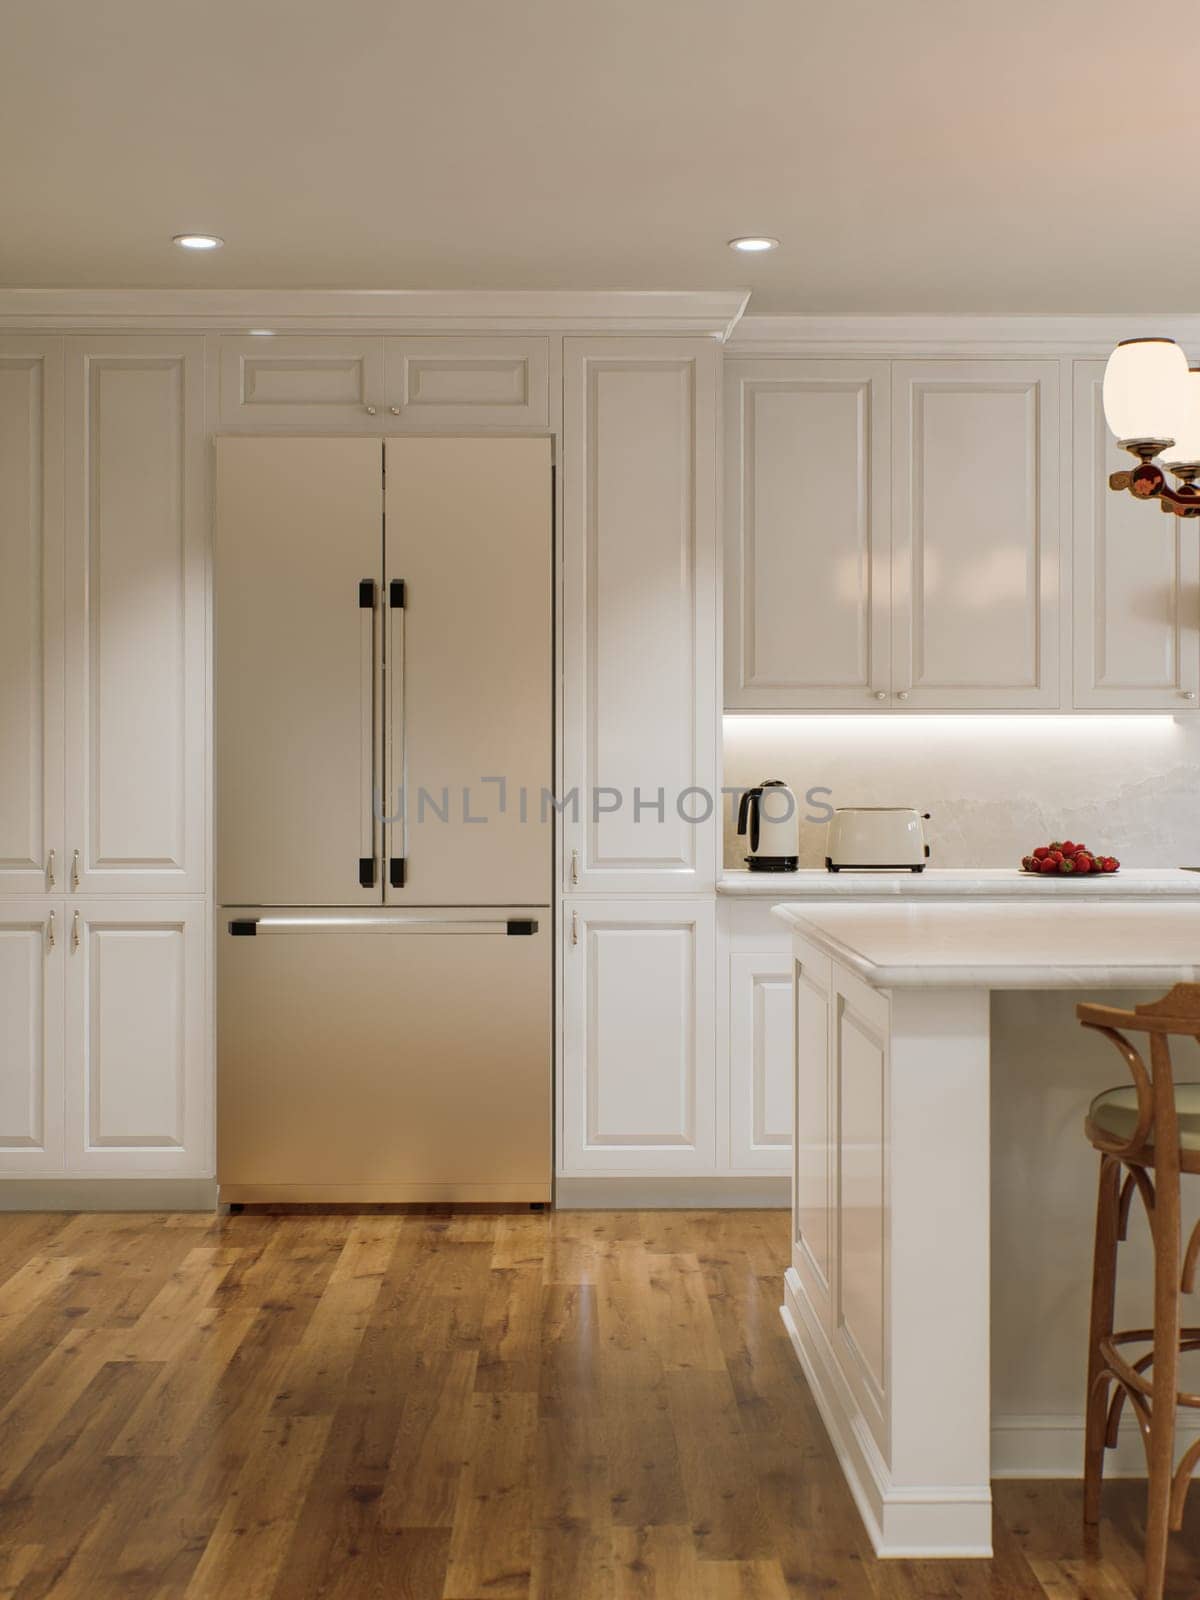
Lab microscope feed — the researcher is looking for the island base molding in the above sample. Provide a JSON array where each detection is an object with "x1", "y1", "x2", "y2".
[{"x1": 783, "y1": 1269, "x2": 994, "y2": 1558}]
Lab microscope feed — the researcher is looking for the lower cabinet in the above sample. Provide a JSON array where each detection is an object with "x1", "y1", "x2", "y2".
[
  {"x1": 0, "y1": 898, "x2": 210, "y2": 1179},
  {"x1": 728, "y1": 950, "x2": 794, "y2": 1173},
  {"x1": 560, "y1": 898, "x2": 716, "y2": 1174}
]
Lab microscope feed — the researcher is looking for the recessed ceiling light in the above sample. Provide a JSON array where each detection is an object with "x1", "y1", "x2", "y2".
[
  {"x1": 172, "y1": 233, "x2": 224, "y2": 251},
  {"x1": 728, "y1": 236, "x2": 779, "y2": 253},
  {"x1": 247, "y1": 329, "x2": 275, "y2": 337}
]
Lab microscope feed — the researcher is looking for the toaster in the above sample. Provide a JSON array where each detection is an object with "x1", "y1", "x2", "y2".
[{"x1": 825, "y1": 807, "x2": 931, "y2": 872}]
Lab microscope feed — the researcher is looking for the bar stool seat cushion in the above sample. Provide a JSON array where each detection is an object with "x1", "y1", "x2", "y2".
[{"x1": 1089, "y1": 1082, "x2": 1200, "y2": 1148}]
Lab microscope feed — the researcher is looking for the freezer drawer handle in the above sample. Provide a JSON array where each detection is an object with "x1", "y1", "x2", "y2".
[
  {"x1": 358, "y1": 578, "x2": 376, "y2": 608},
  {"x1": 227, "y1": 915, "x2": 539, "y2": 937},
  {"x1": 359, "y1": 856, "x2": 377, "y2": 889},
  {"x1": 389, "y1": 579, "x2": 406, "y2": 609},
  {"x1": 389, "y1": 856, "x2": 406, "y2": 888}
]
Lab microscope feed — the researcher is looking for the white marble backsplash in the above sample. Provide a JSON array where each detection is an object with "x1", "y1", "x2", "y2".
[{"x1": 722, "y1": 714, "x2": 1200, "y2": 871}]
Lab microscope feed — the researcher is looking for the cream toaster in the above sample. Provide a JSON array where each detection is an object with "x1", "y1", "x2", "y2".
[{"x1": 825, "y1": 807, "x2": 931, "y2": 872}]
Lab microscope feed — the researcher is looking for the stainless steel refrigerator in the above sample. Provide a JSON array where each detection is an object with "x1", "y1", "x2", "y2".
[{"x1": 215, "y1": 436, "x2": 552, "y2": 1203}]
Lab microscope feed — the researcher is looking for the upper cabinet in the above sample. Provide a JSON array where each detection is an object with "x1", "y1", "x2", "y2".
[
  {"x1": 724, "y1": 360, "x2": 891, "y2": 710},
  {"x1": 561, "y1": 338, "x2": 720, "y2": 893},
  {"x1": 216, "y1": 335, "x2": 549, "y2": 430},
  {"x1": 724, "y1": 355, "x2": 1066, "y2": 711},
  {"x1": 1073, "y1": 360, "x2": 1200, "y2": 709},
  {"x1": 0, "y1": 338, "x2": 64, "y2": 896},
  {"x1": 891, "y1": 360, "x2": 1061, "y2": 709},
  {"x1": 64, "y1": 337, "x2": 208, "y2": 894}
]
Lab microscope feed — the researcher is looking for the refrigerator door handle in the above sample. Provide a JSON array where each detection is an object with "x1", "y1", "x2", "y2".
[
  {"x1": 228, "y1": 915, "x2": 538, "y2": 937},
  {"x1": 359, "y1": 578, "x2": 378, "y2": 889},
  {"x1": 386, "y1": 576, "x2": 407, "y2": 888}
]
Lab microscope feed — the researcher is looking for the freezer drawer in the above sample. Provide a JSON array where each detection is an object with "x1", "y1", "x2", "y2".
[{"x1": 218, "y1": 907, "x2": 550, "y2": 1203}]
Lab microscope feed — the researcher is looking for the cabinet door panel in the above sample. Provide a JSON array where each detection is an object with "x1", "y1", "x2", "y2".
[
  {"x1": 384, "y1": 337, "x2": 549, "y2": 428},
  {"x1": 218, "y1": 337, "x2": 384, "y2": 428},
  {"x1": 834, "y1": 964, "x2": 889, "y2": 1454},
  {"x1": 1073, "y1": 360, "x2": 1200, "y2": 708},
  {"x1": 0, "y1": 339, "x2": 64, "y2": 895},
  {"x1": 562, "y1": 340, "x2": 718, "y2": 892},
  {"x1": 0, "y1": 901, "x2": 64, "y2": 1173},
  {"x1": 561, "y1": 899, "x2": 715, "y2": 1173},
  {"x1": 65, "y1": 338, "x2": 207, "y2": 893},
  {"x1": 728, "y1": 951, "x2": 793, "y2": 1173},
  {"x1": 892, "y1": 360, "x2": 1060, "y2": 708},
  {"x1": 65, "y1": 900, "x2": 208, "y2": 1175},
  {"x1": 725, "y1": 359, "x2": 891, "y2": 709}
]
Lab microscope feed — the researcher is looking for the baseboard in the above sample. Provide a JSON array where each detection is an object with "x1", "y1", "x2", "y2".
[
  {"x1": 991, "y1": 1412, "x2": 1200, "y2": 1478},
  {"x1": 0, "y1": 1178, "x2": 219, "y2": 1212},
  {"x1": 554, "y1": 1175, "x2": 790, "y2": 1209}
]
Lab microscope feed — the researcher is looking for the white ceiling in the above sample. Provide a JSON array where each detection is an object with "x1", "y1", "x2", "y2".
[{"x1": 5, "y1": 0, "x2": 1197, "y2": 313}]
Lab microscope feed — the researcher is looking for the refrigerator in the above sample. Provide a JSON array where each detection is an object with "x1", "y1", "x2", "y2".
[{"x1": 214, "y1": 435, "x2": 552, "y2": 1203}]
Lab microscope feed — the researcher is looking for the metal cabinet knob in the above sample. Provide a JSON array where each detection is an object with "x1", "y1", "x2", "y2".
[
  {"x1": 47, "y1": 910, "x2": 55, "y2": 950},
  {"x1": 874, "y1": 690, "x2": 887, "y2": 701},
  {"x1": 1184, "y1": 690, "x2": 1196, "y2": 700},
  {"x1": 365, "y1": 405, "x2": 378, "y2": 416},
  {"x1": 71, "y1": 848, "x2": 80, "y2": 888},
  {"x1": 47, "y1": 848, "x2": 55, "y2": 886},
  {"x1": 389, "y1": 406, "x2": 401, "y2": 416},
  {"x1": 71, "y1": 910, "x2": 81, "y2": 950},
  {"x1": 897, "y1": 690, "x2": 910, "y2": 701}
]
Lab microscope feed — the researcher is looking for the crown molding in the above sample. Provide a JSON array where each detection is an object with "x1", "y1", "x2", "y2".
[
  {"x1": 0, "y1": 287, "x2": 752, "y2": 339},
  {"x1": 728, "y1": 313, "x2": 1200, "y2": 358}
]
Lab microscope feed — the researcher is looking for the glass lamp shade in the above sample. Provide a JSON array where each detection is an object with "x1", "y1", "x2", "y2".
[
  {"x1": 1160, "y1": 369, "x2": 1200, "y2": 466},
  {"x1": 1102, "y1": 338, "x2": 1189, "y2": 443}
]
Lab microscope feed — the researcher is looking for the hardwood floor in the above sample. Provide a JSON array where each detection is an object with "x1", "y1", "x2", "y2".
[{"x1": 0, "y1": 1207, "x2": 1197, "y2": 1598}]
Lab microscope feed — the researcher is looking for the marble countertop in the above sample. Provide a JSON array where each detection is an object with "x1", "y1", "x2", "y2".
[
  {"x1": 719, "y1": 867, "x2": 1200, "y2": 898},
  {"x1": 771, "y1": 900, "x2": 1200, "y2": 989}
]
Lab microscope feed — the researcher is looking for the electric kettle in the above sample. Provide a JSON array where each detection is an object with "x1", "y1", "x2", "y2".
[{"x1": 736, "y1": 780, "x2": 801, "y2": 872}]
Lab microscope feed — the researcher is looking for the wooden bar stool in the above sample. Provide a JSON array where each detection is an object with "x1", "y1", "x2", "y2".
[{"x1": 1078, "y1": 984, "x2": 1200, "y2": 1600}]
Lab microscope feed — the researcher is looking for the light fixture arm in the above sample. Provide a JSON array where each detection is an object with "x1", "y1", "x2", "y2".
[{"x1": 1110, "y1": 442, "x2": 1200, "y2": 518}]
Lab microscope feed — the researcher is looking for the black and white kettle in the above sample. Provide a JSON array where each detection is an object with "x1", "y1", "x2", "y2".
[{"x1": 736, "y1": 780, "x2": 800, "y2": 873}]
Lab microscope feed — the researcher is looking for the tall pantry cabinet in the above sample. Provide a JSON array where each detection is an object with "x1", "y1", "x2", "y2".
[
  {"x1": 558, "y1": 338, "x2": 722, "y2": 1185},
  {"x1": 0, "y1": 336, "x2": 209, "y2": 1182}
]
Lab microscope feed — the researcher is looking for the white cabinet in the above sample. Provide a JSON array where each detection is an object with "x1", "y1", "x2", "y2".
[
  {"x1": 215, "y1": 335, "x2": 549, "y2": 430},
  {"x1": 0, "y1": 338, "x2": 64, "y2": 896},
  {"x1": 0, "y1": 901, "x2": 65, "y2": 1174},
  {"x1": 561, "y1": 338, "x2": 719, "y2": 892},
  {"x1": 64, "y1": 900, "x2": 208, "y2": 1176},
  {"x1": 789, "y1": 935, "x2": 833, "y2": 1328},
  {"x1": 728, "y1": 950, "x2": 793, "y2": 1173},
  {"x1": 560, "y1": 898, "x2": 715, "y2": 1173},
  {"x1": 383, "y1": 337, "x2": 549, "y2": 428},
  {"x1": 1073, "y1": 360, "x2": 1200, "y2": 708},
  {"x1": 217, "y1": 337, "x2": 386, "y2": 427},
  {"x1": 724, "y1": 359, "x2": 891, "y2": 709},
  {"x1": 64, "y1": 337, "x2": 208, "y2": 894},
  {"x1": 892, "y1": 360, "x2": 1061, "y2": 708}
]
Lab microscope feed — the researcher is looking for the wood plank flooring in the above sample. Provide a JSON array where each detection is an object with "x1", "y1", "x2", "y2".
[{"x1": 0, "y1": 1207, "x2": 1197, "y2": 1597}]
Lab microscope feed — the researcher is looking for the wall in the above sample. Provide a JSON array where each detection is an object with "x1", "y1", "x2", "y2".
[{"x1": 722, "y1": 713, "x2": 1200, "y2": 870}]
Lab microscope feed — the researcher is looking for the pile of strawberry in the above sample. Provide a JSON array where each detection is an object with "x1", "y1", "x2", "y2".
[{"x1": 1020, "y1": 840, "x2": 1120, "y2": 876}]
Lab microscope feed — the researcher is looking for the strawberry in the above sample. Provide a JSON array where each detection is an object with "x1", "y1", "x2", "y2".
[
  {"x1": 1049, "y1": 841, "x2": 1063, "y2": 852},
  {"x1": 1040, "y1": 858, "x2": 1058, "y2": 874},
  {"x1": 1021, "y1": 856, "x2": 1036, "y2": 872},
  {"x1": 1050, "y1": 850, "x2": 1064, "y2": 864},
  {"x1": 1110, "y1": 857, "x2": 1120, "y2": 871},
  {"x1": 1059, "y1": 857, "x2": 1076, "y2": 873},
  {"x1": 1033, "y1": 846, "x2": 1050, "y2": 860},
  {"x1": 1061, "y1": 841, "x2": 1076, "y2": 855},
  {"x1": 1101, "y1": 858, "x2": 1117, "y2": 873},
  {"x1": 1074, "y1": 854, "x2": 1092, "y2": 873}
]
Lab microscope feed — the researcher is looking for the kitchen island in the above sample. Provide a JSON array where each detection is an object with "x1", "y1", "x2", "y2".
[{"x1": 772, "y1": 901, "x2": 1200, "y2": 1559}]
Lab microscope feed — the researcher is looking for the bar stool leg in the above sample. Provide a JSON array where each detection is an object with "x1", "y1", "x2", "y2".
[
  {"x1": 1084, "y1": 1154, "x2": 1122, "y2": 1526},
  {"x1": 1144, "y1": 1155, "x2": 1182, "y2": 1600}
]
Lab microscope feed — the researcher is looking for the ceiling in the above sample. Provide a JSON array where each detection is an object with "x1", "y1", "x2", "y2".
[{"x1": 5, "y1": 0, "x2": 1198, "y2": 313}]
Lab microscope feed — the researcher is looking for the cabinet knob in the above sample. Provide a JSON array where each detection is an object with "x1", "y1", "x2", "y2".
[
  {"x1": 570, "y1": 848, "x2": 579, "y2": 885},
  {"x1": 47, "y1": 910, "x2": 55, "y2": 951},
  {"x1": 874, "y1": 690, "x2": 887, "y2": 701},
  {"x1": 71, "y1": 910, "x2": 80, "y2": 951},
  {"x1": 571, "y1": 910, "x2": 579, "y2": 947},
  {"x1": 46, "y1": 848, "x2": 55, "y2": 887},
  {"x1": 1184, "y1": 690, "x2": 1196, "y2": 701},
  {"x1": 390, "y1": 406, "x2": 401, "y2": 416},
  {"x1": 897, "y1": 690, "x2": 910, "y2": 702},
  {"x1": 71, "y1": 848, "x2": 80, "y2": 889},
  {"x1": 365, "y1": 405, "x2": 378, "y2": 416}
]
